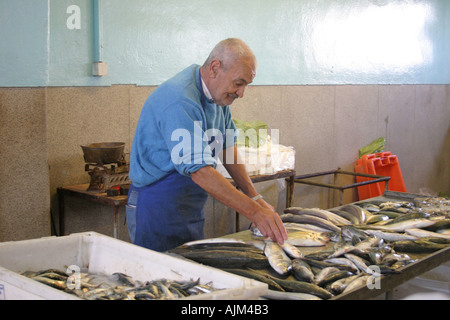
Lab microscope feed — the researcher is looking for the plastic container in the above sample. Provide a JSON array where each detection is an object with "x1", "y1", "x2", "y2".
[
  {"x1": 0, "y1": 232, "x2": 267, "y2": 300},
  {"x1": 355, "y1": 151, "x2": 406, "y2": 200}
]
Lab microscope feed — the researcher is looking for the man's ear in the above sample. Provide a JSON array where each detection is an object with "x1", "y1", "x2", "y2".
[{"x1": 209, "y1": 59, "x2": 222, "y2": 78}]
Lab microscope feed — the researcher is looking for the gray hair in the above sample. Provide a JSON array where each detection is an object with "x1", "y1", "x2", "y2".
[{"x1": 203, "y1": 38, "x2": 256, "y2": 70}]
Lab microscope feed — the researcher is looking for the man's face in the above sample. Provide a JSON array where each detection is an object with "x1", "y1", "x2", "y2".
[{"x1": 208, "y1": 58, "x2": 257, "y2": 106}]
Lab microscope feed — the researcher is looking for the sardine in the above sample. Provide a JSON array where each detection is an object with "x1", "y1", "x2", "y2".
[
  {"x1": 264, "y1": 240, "x2": 292, "y2": 275},
  {"x1": 31, "y1": 275, "x2": 67, "y2": 290},
  {"x1": 385, "y1": 212, "x2": 429, "y2": 225},
  {"x1": 286, "y1": 231, "x2": 329, "y2": 247},
  {"x1": 342, "y1": 275, "x2": 372, "y2": 294},
  {"x1": 392, "y1": 240, "x2": 450, "y2": 253},
  {"x1": 324, "y1": 258, "x2": 359, "y2": 274},
  {"x1": 263, "y1": 289, "x2": 322, "y2": 300},
  {"x1": 292, "y1": 259, "x2": 315, "y2": 283},
  {"x1": 368, "y1": 219, "x2": 436, "y2": 232},
  {"x1": 224, "y1": 269, "x2": 285, "y2": 291},
  {"x1": 317, "y1": 270, "x2": 354, "y2": 287},
  {"x1": 329, "y1": 209, "x2": 361, "y2": 225},
  {"x1": 314, "y1": 267, "x2": 340, "y2": 285},
  {"x1": 284, "y1": 207, "x2": 351, "y2": 226},
  {"x1": 183, "y1": 238, "x2": 248, "y2": 247},
  {"x1": 267, "y1": 277, "x2": 333, "y2": 300},
  {"x1": 405, "y1": 228, "x2": 450, "y2": 240},
  {"x1": 330, "y1": 274, "x2": 361, "y2": 294},
  {"x1": 178, "y1": 249, "x2": 270, "y2": 269},
  {"x1": 339, "y1": 204, "x2": 368, "y2": 224},
  {"x1": 280, "y1": 242, "x2": 303, "y2": 259},
  {"x1": 284, "y1": 222, "x2": 333, "y2": 233},
  {"x1": 280, "y1": 214, "x2": 340, "y2": 232},
  {"x1": 364, "y1": 229, "x2": 418, "y2": 242},
  {"x1": 344, "y1": 253, "x2": 374, "y2": 274}
]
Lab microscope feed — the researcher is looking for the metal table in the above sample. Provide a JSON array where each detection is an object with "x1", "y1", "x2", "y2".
[
  {"x1": 57, "y1": 169, "x2": 296, "y2": 239},
  {"x1": 222, "y1": 191, "x2": 450, "y2": 300}
]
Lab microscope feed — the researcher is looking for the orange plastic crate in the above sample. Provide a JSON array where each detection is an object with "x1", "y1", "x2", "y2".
[{"x1": 355, "y1": 152, "x2": 406, "y2": 200}]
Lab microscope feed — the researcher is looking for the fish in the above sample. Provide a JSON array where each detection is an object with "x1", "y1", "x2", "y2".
[
  {"x1": 31, "y1": 275, "x2": 67, "y2": 290},
  {"x1": 263, "y1": 289, "x2": 322, "y2": 300},
  {"x1": 385, "y1": 212, "x2": 430, "y2": 225},
  {"x1": 264, "y1": 240, "x2": 292, "y2": 275},
  {"x1": 283, "y1": 222, "x2": 332, "y2": 233},
  {"x1": 364, "y1": 229, "x2": 418, "y2": 242},
  {"x1": 405, "y1": 228, "x2": 450, "y2": 240},
  {"x1": 339, "y1": 204, "x2": 368, "y2": 224},
  {"x1": 329, "y1": 208, "x2": 362, "y2": 225},
  {"x1": 183, "y1": 238, "x2": 248, "y2": 247},
  {"x1": 366, "y1": 215, "x2": 390, "y2": 224},
  {"x1": 329, "y1": 274, "x2": 361, "y2": 294},
  {"x1": 317, "y1": 270, "x2": 354, "y2": 287},
  {"x1": 284, "y1": 207, "x2": 351, "y2": 226},
  {"x1": 178, "y1": 249, "x2": 270, "y2": 269},
  {"x1": 280, "y1": 214, "x2": 340, "y2": 232},
  {"x1": 292, "y1": 259, "x2": 315, "y2": 283},
  {"x1": 392, "y1": 240, "x2": 450, "y2": 253},
  {"x1": 324, "y1": 258, "x2": 359, "y2": 274},
  {"x1": 224, "y1": 269, "x2": 285, "y2": 291},
  {"x1": 342, "y1": 275, "x2": 372, "y2": 294},
  {"x1": 280, "y1": 242, "x2": 303, "y2": 259},
  {"x1": 111, "y1": 272, "x2": 135, "y2": 287},
  {"x1": 267, "y1": 276, "x2": 333, "y2": 300},
  {"x1": 367, "y1": 219, "x2": 436, "y2": 232},
  {"x1": 300, "y1": 257, "x2": 356, "y2": 273},
  {"x1": 286, "y1": 231, "x2": 329, "y2": 247},
  {"x1": 314, "y1": 267, "x2": 340, "y2": 285},
  {"x1": 344, "y1": 253, "x2": 375, "y2": 275}
]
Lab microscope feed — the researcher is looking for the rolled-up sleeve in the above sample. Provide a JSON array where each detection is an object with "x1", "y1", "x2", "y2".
[{"x1": 160, "y1": 100, "x2": 216, "y2": 176}]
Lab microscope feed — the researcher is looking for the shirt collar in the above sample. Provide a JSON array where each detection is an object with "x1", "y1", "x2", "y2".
[{"x1": 201, "y1": 78, "x2": 213, "y2": 101}]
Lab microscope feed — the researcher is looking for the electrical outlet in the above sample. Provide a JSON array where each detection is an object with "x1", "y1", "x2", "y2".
[{"x1": 92, "y1": 62, "x2": 108, "y2": 76}]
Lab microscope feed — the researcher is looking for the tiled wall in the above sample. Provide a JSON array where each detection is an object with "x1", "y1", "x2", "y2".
[{"x1": 1, "y1": 85, "x2": 449, "y2": 242}]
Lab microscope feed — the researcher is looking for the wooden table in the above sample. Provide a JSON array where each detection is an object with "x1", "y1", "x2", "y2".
[
  {"x1": 57, "y1": 169, "x2": 296, "y2": 239},
  {"x1": 57, "y1": 184, "x2": 128, "y2": 238}
]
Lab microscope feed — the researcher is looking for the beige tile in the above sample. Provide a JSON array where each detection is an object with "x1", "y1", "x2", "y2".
[
  {"x1": 378, "y1": 85, "x2": 416, "y2": 192},
  {"x1": 412, "y1": 85, "x2": 450, "y2": 194},
  {"x1": 0, "y1": 88, "x2": 50, "y2": 241}
]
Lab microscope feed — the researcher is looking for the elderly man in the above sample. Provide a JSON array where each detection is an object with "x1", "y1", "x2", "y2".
[{"x1": 127, "y1": 38, "x2": 287, "y2": 252}]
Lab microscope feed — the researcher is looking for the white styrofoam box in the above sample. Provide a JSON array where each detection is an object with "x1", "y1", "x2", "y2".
[{"x1": 0, "y1": 232, "x2": 267, "y2": 300}]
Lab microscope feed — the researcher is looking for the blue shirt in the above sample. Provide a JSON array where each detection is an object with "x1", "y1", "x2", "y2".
[{"x1": 129, "y1": 64, "x2": 237, "y2": 187}]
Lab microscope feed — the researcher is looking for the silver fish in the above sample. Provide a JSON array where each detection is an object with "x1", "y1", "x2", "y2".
[
  {"x1": 292, "y1": 259, "x2": 315, "y2": 283},
  {"x1": 364, "y1": 229, "x2": 418, "y2": 242},
  {"x1": 280, "y1": 242, "x2": 303, "y2": 259},
  {"x1": 324, "y1": 258, "x2": 359, "y2": 274},
  {"x1": 286, "y1": 231, "x2": 329, "y2": 247},
  {"x1": 285, "y1": 207, "x2": 351, "y2": 226},
  {"x1": 405, "y1": 228, "x2": 450, "y2": 240},
  {"x1": 263, "y1": 289, "x2": 322, "y2": 300},
  {"x1": 342, "y1": 275, "x2": 372, "y2": 294},
  {"x1": 264, "y1": 240, "x2": 292, "y2": 275},
  {"x1": 344, "y1": 253, "x2": 374, "y2": 274},
  {"x1": 280, "y1": 214, "x2": 341, "y2": 232},
  {"x1": 330, "y1": 274, "x2": 361, "y2": 294},
  {"x1": 369, "y1": 219, "x2": 435, "y2": 232},
  {"x1": 314, "y1": 267, "x2": 340, "y2": 285}
]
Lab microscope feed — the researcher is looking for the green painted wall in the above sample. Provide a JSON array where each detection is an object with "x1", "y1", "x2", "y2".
[{"x1": 1, "y1": 0, "x2": 449, "y2": 86}]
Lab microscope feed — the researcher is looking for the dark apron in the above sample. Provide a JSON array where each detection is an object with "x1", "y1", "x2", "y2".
[{"x1": 126, "y1": 171, "x2": 208, "y2": 252}]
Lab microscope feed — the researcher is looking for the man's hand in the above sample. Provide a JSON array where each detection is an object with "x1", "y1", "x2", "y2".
[{"x1": 251, "y1": 206, "x2": 287, "y2": 244}]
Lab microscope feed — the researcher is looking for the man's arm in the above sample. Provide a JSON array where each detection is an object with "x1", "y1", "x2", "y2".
[{"x1": 190, "y1": 147, "x2": 287, "y2": 244}]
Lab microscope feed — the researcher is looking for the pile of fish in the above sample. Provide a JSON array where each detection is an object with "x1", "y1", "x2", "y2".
[
  {"x1": 21, "y1": 269, "x2": 220, "y2": 300},
  {"x1": 173, "y1": 198, "x2": 450, "y2": 300}
]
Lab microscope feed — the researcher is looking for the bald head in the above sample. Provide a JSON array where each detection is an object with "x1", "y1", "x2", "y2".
[
  {"x1": 203, "y1": 38, "x2": 257, "y2": 71},
  {"x1": 200, "y1": 38, "x2": 257, "y2": 106}
]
